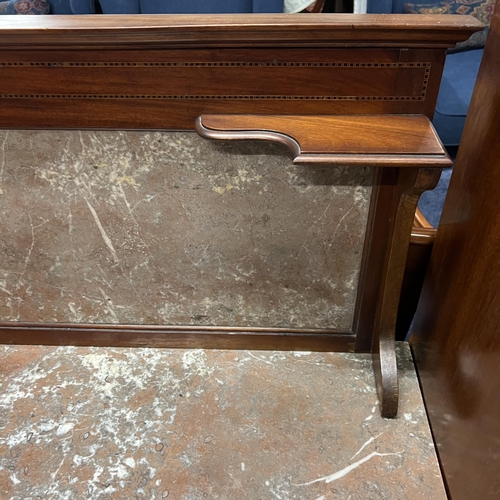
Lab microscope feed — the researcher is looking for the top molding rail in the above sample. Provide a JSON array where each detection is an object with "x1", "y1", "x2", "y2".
[{"x1": 0, "y1": 14, "x2": 483, "y2": 50}]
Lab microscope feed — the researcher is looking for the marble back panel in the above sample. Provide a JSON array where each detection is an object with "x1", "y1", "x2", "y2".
[{"x1": 0, "y1": 131, "x2": 372, "y2": 330}]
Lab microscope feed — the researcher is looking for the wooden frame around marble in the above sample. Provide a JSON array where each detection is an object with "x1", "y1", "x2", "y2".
[{"x1": 0, "y1": 14, "x2": 480, "y2": 417}]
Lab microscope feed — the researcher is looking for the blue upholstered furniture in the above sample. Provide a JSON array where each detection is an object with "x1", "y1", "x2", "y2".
[
  {"x1": 45, "y1": 0, "x2": 283, "y2": 14},
  {"x1": 368, "y1": 0, "x2": 483, "y2": 147},
  {"x1": 99, "y1": 0, "x2": 283, "y2": 14},
  {"x1": 433, "y1": 48, "x2": 483, "y2": 146},
  {"x1": 45, "y1": 0, "x2": 93, "y2": 14}
]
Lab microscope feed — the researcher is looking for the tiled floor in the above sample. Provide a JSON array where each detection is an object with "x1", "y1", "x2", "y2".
[{"x1": 0, "y1": 342, "x2": 446, "y2": 500}]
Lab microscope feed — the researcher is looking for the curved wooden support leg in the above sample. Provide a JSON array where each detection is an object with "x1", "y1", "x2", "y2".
[
  {"x1": 374, "y1": 167, "x2": 441, "y2": 418},
  {"x1": 374, "y1": 339, "x2": 399, "y2": 418}
]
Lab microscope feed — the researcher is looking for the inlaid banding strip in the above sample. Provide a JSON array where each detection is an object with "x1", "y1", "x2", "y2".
[
  {"x1": 0, "y1": 94, "x2": 426, "y2": 101},
  {"x1": 0, "y1": 61, "x2": 431, "y2": 68},
  {"x1": 0, "y1": 61, "x2": 431, "y2": 101}
]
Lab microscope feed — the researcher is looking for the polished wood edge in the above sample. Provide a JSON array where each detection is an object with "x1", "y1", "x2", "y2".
[
  {"x1": 0, "y1": 322, "x2": 348, "y2": 335},
  {"x1": 411, "y1": 208, "x2": 437, "y2": 245},
  {"x1": 352, "y1": 167, "x2": 390, "y2": 353},
  {"x1": 196, "y1": 115, "x2": 452, "y2": 168},
  {"x1": 0, "y1": 324, "x2": 357, "y2": 352},
  {"x1": 410, "y1": 226, "x2": 437, "y2": 245},
  {"x1": 0, "y1": 13, "x2": 481, "y2": 29},
  {"x1": 294, "y1": 155, "x2": 451, "y2": 168},
  {"x1": 0, "y1": 14, "x2": 482, "y2": 49},
  {"x1": 414, "y1": 206, "x2": 434, "y2": 228},
  {"x1": 196, "y1": 116, "x2": 300, "y2": 155},
  {"x1": 373, "y1": 167, "x2": 441, "y2": 417}
]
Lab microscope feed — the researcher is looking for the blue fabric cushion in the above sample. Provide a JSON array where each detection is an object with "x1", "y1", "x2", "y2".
[
  {"x1": 367, "y1": 0, "x2": 450, "y2": 14},
  {"x1": 432, "y1": 110, "x2": 466, "y2": 147},
  {"x1": 433, "y1": 48, "x2": 483, "y2": 146},
  {"x1": 367, "y1": 0, "x2": 444, "y2": 14},
  {"x1": 367, "y1": 0, "x2": 393, "y2": 13},
  {"x1": 393, "y1": 0, "x2": 411, "y2": 11},
  {"x1": 47, "y1": 0, "x2": 72, "y2": 13},
  {"x1": 68, "y1": 0, "x2": 94, "y2": 13},
  {"x1": 140, "y1": 0, "x2": 283, "y2": 13},
  {"x1": 419, "y1": 167, "x2": 453, "y2": 227},
  {"x1": 140, "y1": 0, "x2": 252, "y2": 13},
  {"x1": 99, "y1": 0, "x2": 139, "y2": 13},
  {"x1": 403, "y1": 0, "x2": 493, "y2": 52},
  {"x1": 251, "y1": 0, "x2": 283, "y2": 12},
  {"x1": 100, "y1": 0, "x2": 283, "y2": 14}
]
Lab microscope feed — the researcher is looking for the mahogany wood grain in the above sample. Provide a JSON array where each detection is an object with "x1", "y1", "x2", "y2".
[
  {"x1": 395, "y1": 208, "x2": 436, "y2": 340},
  {"x1": 354, "y1": 168, "x2": 398, "y2": 353},
  {"x1": 372, "y1": 167, "x2": 440, "y2": 416},
  {"x1": 0, "y1": 16, "x2": 479, "y2": 129},
  {"x1": 396, "y1": 47, "x2": 446, "y2": 119},
  {"x1": 198, "y1": 114, "x2": 449, "y2": 160},
  {"x1": 396, "y1": 238, "x2": 433, "y2": 341},
  {"x1": 411, "y1": 1, "x2": 500, "y2": 496},
  {"x1": 413, "y1": 207, "x2": 434, "y2": 229},
  {"x1": 0, "y1": 15, "x2": 481, "y2": 49},
  {"x1": 1, "y1": 62, "x2": 429, "y2": 99},
  {"x1": 0, "y1": 323, "x2": 356, "y2": 352},
  {"x1": 0, "y1": 51, "x2": 451, "y2": 129},
  {"x1": 0, "y1": 97, "x2": 450, "y2": 131}
]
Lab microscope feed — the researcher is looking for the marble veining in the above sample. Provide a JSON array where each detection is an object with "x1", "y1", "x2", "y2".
[
  {"x1": 0, "y1": 131, "x2": 372, "y2": 329},
  {"x1": 0, "y1": 343, "x2": 446, "y2": 499}
]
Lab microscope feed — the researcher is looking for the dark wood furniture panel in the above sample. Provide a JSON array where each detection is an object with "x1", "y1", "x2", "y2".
[
  {"x1": 0, "y1": 51, "x2": 444, "y2": 129},
  {"x1": 396, "y1": 209, "x2": 435, "y2": 340},
  {"x1": 0, "y1": 15, "x2": 478, "y2": 417},
  {"x1": 411, "y1": 2, "x2": 500, "y2": 496},
  {"x1": 0, "y1": 15, "x2": 480, "y2": 129}
]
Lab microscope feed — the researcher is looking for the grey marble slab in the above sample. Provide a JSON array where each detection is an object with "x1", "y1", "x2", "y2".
[
  {"x1": 0, "y1": 343, "x2": 446, "y2": 500},
  {"x1": 0, "y1": 131, "x2": 372, "y2": 329}
]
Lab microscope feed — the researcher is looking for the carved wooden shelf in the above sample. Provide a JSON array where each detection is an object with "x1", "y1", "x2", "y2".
[{"x1": 196, "y1": 114, "x2": 451, "y2": 167}]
